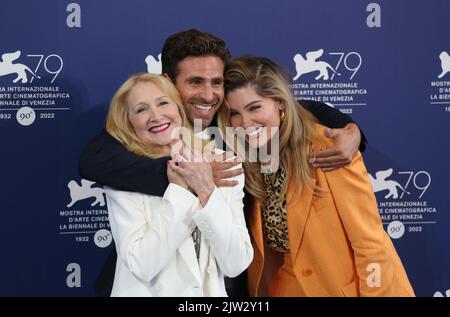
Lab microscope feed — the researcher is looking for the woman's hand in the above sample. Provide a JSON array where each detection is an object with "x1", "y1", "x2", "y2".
[
  {"x1": 167, "y1": 151, "x2": 215, "y2": 207},
  {"x1": 166, "y1": 161, "x2": 189, "y2": 190}
]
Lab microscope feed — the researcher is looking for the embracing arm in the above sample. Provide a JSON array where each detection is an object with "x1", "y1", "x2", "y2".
[
  {"x1": 300, "y1": 100, "x2": 367, "y2": 152},
  {"x1": 79, "y1": 130, "x2": 169, "y2": 196},
  {"x1": 104, "y1": 184, "x2": 198, "y2": 283}
]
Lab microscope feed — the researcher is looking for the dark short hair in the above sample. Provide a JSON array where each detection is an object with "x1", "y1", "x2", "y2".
[{"x1": 161, "y1": 29, "x2": 231, "y2": 82}]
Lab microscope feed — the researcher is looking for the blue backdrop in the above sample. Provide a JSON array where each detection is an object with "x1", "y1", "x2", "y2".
[{"x1": 1, "y1": 0, "x2": 449, "y2": 296}]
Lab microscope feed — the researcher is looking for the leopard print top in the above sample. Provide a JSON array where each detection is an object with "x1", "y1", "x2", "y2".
[{"x1": 261, "y1": 166, "x2": 290, "y2": 252}]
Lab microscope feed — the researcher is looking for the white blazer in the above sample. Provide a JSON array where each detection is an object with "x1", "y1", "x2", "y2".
[{"x1": 104, "y1": 168, "x2": 253, "y2": 297}]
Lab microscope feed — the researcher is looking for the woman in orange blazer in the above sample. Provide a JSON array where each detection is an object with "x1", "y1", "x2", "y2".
[{"x1": 218, "y1": 56, "x2": 414, "y2": 297}]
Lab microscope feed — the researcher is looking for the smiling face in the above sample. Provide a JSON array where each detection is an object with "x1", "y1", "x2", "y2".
[
  {"x1": 173, "y1": 56, "x2": 224, "y2": 129},
  {"x1": 226, "y1": 85, "x2": 284, "y2": 149},
  {"x1": 127, "y1": 81, "x2": 182, "y2": 150}
]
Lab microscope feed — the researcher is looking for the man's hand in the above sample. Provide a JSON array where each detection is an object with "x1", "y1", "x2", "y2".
[
  {"x1": 210, "y1": 152, "x2": 244, "y2": 187},
  {"x1": 309, "y1": 123, "x2": 361, "y2": 172}
]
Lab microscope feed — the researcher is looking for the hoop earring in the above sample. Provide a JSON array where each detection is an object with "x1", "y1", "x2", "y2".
[{"x1": 280, "y1": 110, "x2": 285, "y2": 122}]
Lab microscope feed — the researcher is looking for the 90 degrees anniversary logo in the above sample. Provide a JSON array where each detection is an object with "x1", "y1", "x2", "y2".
[
  {"x1": 369, "y1": 168, "x2": 436, "y2": 240},
  {"x1": 59, "y1": 179, "x2": 112, "y2": 248}
]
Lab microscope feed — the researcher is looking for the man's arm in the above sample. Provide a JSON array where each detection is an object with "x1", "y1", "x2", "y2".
[
  {"x1": 300, "y1": 100, "x2": 367, "y2": 171},
  {"x1": 300, "y1": 99, "x2": 367, "y2": 152},
  {"x1": 79, "y1": 129, "x2": 169, "y2": 196}
]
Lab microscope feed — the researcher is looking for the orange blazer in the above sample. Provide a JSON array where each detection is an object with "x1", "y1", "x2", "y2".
[{"x1": 247, "y1": 124, "x2": 415, "y2": 297}]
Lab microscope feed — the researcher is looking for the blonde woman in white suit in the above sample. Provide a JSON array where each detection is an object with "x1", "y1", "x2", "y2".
[{"x1": 103, "y1": 73, "x2": 253, "y2": 296}]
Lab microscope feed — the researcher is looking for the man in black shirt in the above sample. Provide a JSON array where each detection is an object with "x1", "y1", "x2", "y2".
[{"x1": 80, "y1": 29, "x2": 366, "y2": 296}]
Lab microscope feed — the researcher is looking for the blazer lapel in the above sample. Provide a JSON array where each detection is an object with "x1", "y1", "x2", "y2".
[
  {"x1": 248, "y1": 198, "x2": 264, "y2": 261},
  {"x1": 286, "y1": 176, "x2": 315, "y2": 262},
  {"x1": 177, "y1": 239, "x2": 202, "y2": 285},
  {"x1": 246, "y1": 169, "x2": 316, "y2": 294},
  {"x1": 247, "y1": 178, "x2": 315, "y2": 264},
  {"x1": 246, "y1": 197, "x2": 265, "y2": 296}
]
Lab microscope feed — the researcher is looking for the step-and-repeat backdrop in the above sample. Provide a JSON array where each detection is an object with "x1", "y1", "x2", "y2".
[{"x1": 1, "y1": 1, "x2": 449, "y2": 296}]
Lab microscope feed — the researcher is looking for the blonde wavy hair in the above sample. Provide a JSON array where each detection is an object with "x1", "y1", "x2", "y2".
[
  {"x1": 106, "y1": 73, "x2": 209, "y2": 159},
  {"x1": 218, "y1": 56, "x2": 321, "y2": 204}
]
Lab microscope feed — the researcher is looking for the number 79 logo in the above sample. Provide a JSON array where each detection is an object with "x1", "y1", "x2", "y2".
[
  {"x1": 397, "y1": 171, "x2": 431, "y2": 199},
  {"x1": 27, "y1": 54, "x2": 64, "y2": 83}
]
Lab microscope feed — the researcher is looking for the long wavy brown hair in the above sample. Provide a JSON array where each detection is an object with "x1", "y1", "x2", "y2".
[{"x1": 218, "y1": 56, "x2": 321, "y2": 204}]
